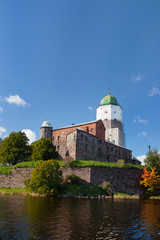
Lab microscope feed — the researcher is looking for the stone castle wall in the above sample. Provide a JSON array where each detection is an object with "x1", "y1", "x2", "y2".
[
  {"x1": 75, "y1": 130, "x2": 131, "y2": 163},
  {"x1": 0, "y1": 166, "x2": 144, "y2": 196},
  {"x1": 0, "y1": 168, "x2": 33, "y2": 188}
]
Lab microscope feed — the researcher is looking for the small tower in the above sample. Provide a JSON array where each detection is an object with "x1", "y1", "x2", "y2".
[
  {"x1": 96, "y1": 92, "x2": 124, "y2": 146},
  {"x1": 40, "y1": 120, "x2": 53, "y2": 139}
]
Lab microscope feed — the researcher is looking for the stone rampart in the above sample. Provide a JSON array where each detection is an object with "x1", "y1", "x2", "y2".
[
  {"x1": 0, "y1": 168, "x2": 33, "y2": 188},
  {"x1": 0, "y1": 167, "x2": 144, "y2": 196}
]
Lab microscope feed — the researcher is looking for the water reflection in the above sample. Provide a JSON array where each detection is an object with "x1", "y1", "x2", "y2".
[{"x1": 0, "y1": 195, "x2": 160, "y2": 239}]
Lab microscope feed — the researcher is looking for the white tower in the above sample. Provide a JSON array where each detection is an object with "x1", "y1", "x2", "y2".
[{"x1": 96, "y1": 92, "x2": 124, "y2": 146}]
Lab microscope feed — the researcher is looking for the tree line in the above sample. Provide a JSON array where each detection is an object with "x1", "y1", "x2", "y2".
[{"x1": 0, "y1": 131, "x2": 58, "y2": 165}]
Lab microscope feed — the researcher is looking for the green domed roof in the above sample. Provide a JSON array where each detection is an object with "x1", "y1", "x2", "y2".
[{"x1": 100, "y1": 92, "x2": 119, "y2": 106}]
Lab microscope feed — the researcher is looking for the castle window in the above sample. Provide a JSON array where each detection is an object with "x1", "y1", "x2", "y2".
[
  {"x1": 58, "y1": 136, "x2": 60, "y2": 141},
  {"x1": 53, "y1": 137, "x2": 55, "y2": 141},
  {"x1": 114, "y1": 111, "x2": 116, "y2": 114},
  {"x1": 114, "y1": 119, "x2": 116, "y2": 121},
  {"x1": 86, "y1": 144, "x2": 87, "y2": 149},
  {"x1": 57, "y1": 145, "x2": 60, "y2": 150},
  {"x1": 91, "y1": 128, "x2": 94, "y2": 132}
]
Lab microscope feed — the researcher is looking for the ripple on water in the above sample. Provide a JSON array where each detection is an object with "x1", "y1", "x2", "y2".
[{"x1": 0, "y1": 196, "x2": 160, "y2": 239}]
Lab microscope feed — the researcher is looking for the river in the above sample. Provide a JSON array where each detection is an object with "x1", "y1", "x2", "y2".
[{"x1": 0, "y1": 195, "x2": 160, "y2": 239}]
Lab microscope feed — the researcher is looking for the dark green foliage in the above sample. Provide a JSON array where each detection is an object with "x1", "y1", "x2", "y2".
[
  {"x1": 31, "y1": 138, "x2": 58, "y2": 161},
  {"x1": 60, "y1": 184, "x2": 108, "y2": 197},
  {"x1": 0, "y1": 138, "x2": 2, "y2": 148},
  {"x1": 144, "y1": 148, "x2": 160, "y2": 169},
  {"x1": 65, "y1": 174, "x2": 81, "y2": 184},
  {"x1": 0, "y1": 132, "x2": 31, "y2": 165},
  {"x1": 25, "y1": 160, "x2": 62, "y2": 196}
]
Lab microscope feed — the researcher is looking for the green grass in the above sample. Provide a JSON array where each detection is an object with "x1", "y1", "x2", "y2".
[
  {"x1": 60, "y1": 184, "x2": 108, "y2": 197},
  {"x1": 15, "y1": 161, "x2": 39, "y2": 168},
  {"x1": 66, "y1": 160, "x2": 147, "y2": 169},
  {"x1": 112, "y1": 191, "x2": 132, "y2": 196},
  {"x1": 0, "y1": 187, "x2": 32, "y2": 195},
  {"x1": 0, "y1": 166, "x2": 12, "y2": 175},
  {"x1": 0, "y1": 159, "x2": 148, "y2": 176}
]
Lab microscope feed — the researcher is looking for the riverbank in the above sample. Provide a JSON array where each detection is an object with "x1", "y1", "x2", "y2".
[{"x1": 0, "y1": 187, "x2": 142, "y2": 199}]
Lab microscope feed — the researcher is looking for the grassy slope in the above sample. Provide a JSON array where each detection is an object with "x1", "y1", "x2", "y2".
[{"x1": 0, "y1": 160, "x2": 146, "y2": 175}]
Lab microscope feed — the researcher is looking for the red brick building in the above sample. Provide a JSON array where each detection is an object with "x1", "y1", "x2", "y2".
[{"x1": 40, "y1": 120, "x2": 132, "y2": 163}]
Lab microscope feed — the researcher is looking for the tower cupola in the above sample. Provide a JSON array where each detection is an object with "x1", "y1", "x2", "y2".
[{"x1": 40, "y1": 120, "x2": 53, "y2": 139}]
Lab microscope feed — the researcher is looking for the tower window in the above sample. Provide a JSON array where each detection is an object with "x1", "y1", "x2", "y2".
[
  {"x1": 91, "y1": 128, "x2": 94, "y2": 132},
  {"x1": 58, "y1": 136, "x2": 60, "y2": 141},
  {"x1": 114, "y1": 119, "x2": 116, "y2": 121},
  {"x1": 53, "y1": 137, "x2": 55, "y2": 141},
  {"x1": 86, "y1": 144, "x2": 87, "y2": 149},
  {"x1": 57, "y1": 145, "x2": 60, "y2": 150}
]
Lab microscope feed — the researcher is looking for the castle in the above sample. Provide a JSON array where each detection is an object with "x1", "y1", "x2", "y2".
[{"x1": 40, "y1": 92, "x2": 135, "y2": 164}]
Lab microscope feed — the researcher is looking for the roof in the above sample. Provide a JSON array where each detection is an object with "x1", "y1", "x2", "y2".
[
  {"x1": 100, "y1": 92, "x2": 119, "y2": 106},
  {"x1": 41, "y1": 120, "x2": 52, "y2": 128},
  {"x1": 53, "y1": 119, "x2": 104, "y2": 131}
]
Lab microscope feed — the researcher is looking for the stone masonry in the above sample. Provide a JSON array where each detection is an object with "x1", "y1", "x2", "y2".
[{"x1": 0, "y1": 166, "x2": 144, "y2": 196}]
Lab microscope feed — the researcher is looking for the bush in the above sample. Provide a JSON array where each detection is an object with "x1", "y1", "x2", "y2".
[
  {"x1": 101, "y1": 181, "x2": 112, "y2": 195},
  {"x1": 25, "y1": 160, "x2": 62, "y2": 196},
  {"x1": 65, "y1": 174, "x2": 81, "y2": 184},
  {"x1": 63, "y1": 156, "x2": 74, "y2": 167},
  {"x1": 140, "y1": 168, "x2": 160, "y2": 194},
  {"x1": 117, "y1": 159, "x2": 125, "y2": 167}
]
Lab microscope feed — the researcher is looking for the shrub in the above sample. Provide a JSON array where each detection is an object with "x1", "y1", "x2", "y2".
[
  {"x1": 65, "y1": 174, "x2": 81, "y2": 184},
  {"x1": 140, "y1": 168, "x2": 160, "y2": 194},
  {"x1": 63, "y1": 156, "x2": 74, "y2": 167},
  {"x1": 117, "y1": 159, "x2": 125, "y2": 167},
  {"x1": 101, "y1": 181, "x2": 112, "y2": 195},
  {"x1": 25, "y1": 160, "x2": 62, "y2": 196}
]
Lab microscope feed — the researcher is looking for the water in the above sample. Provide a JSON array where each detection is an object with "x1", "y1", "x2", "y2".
[{"x1": 0, "y1": 196, "x2": 160, "y2": 239}]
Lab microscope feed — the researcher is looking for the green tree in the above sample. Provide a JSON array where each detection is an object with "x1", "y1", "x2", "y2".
[
  {"x1": 31, "y1": 138, "x2": 58, "y2": 161},
  {"x1": 0, "y1": 138, "x2": 2, "y2": 148},
  {"x1": 144, "y1": 148, "x2": 160, "y2": 169},
  {"x1": 0, "y1": 132, "x2": 31, "y2": 165},
  {"x1": 25, "y1": 160, "x2": 62, "y2": 196}
]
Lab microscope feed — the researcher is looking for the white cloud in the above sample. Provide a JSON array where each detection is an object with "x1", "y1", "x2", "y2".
[
  {"x1": 149, "y1": 87, "x2": 160, "y2": 97},
  {"x1": 136, "y1": 155, "x2": 146, "y2": 165},
  {"x1": 133, "y1": 116, "x2": 148, "y2": 124},
  {"x1": 0, "y1": 107, "x2": 3, "y2": 113},
  {"x1": 88, "y1": 106, "x2": 93, "y2": 111},
  {"x1": 131, "y1": 74, "x2": 144, "y2": 82},
  {"x1": 138, "y1": 131, "x2": 147, "y2": 137},
  {"x1": 5, "y1": 95, "x2": 30, "y2": 107},
  {"x1": 0, "y1": 126, "x2": 7, "y2": 137},
  {"x1": 22, "y1": 129, "x2": 36, "y2": 144}
]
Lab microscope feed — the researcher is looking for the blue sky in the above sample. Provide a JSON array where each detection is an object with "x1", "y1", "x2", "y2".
[{"x1": 0, "y1": 0, "x2": 160, "y2": 163}]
